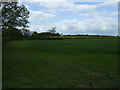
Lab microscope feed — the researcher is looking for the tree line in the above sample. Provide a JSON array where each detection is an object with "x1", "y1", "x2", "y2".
[{"x1": 31, "y1": 27, "x2": 62, "y2": 40}]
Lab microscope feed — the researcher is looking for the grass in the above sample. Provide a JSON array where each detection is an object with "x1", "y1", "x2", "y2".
[{"x1": 3, "y1": 39, "x2": 119, "y2": 88}]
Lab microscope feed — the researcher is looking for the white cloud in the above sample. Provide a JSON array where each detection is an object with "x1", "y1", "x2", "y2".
[
  {"x1": 97, "y1": 1, "x2": 118, "y2": 7},
  {"x1": 18, "y1": 0, "x2": 118, "y2": 35},
  {"x1": 30, "y1": 16, "x2": 118, "y2": 35},
  {"x1": 19, "y1": 0, "x2": 118, "y2": 17},
  {"x1": 37, "y1": 1, "x2": 118, "y2": 17},
  {"x1": 79, "y1": 11, "x2": 118, "y2": 17},
  {"x1": 19, "y1": 0, "x2": 119, "y2": 2},
  {"x1": 19, "y1": 0, "x2": 68, "y2": 2},
  {"x1": 28, "y1": 25, "x2": 47, "y2": 32},
  {"x1": 24, "y1": 4, "x2": 30, "y2": 9},
  {"x1": 29, "y1": 10, "x2": 56, "y2": 21},
  {"x1": 38, "y1": 1, "x2": 97, "y2": 14}
]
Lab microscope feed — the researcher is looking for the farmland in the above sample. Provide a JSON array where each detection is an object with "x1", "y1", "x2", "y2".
[{"x1": 3, "y1": 39, "x2": 119, "y2": 88}]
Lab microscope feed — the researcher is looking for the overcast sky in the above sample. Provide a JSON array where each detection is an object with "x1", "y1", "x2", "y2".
[{"x1": 19, "y1": 0, "x2": 118, "y2": 36}]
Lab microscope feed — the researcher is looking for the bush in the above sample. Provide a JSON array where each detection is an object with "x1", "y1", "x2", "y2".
[{"x1": 2, "y1": 37, "x2": 11, "y2": 43}]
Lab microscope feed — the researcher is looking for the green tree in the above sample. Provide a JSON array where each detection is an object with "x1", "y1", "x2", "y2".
[
  {"x1": 48, "y1": 27, "x2": 56, "y2": 34},
  {"x1": 31, "y1": 31, "x2": 39, "y2": 39},
  {"x1": 21, "y1": 28, "x2": 30, "y2": 37},
  {"x1": 1, "y1": 0, "x2": 30, "y2": 40}
]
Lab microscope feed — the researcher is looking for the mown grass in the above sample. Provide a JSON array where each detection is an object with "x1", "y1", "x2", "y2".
[{"x1": 3, "y1": 39, "x2": 119, "y2": 88}]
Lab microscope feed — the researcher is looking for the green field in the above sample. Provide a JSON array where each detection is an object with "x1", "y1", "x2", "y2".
[{"x1": 3, "y1": 39, "x2": 119, "y2": 88}]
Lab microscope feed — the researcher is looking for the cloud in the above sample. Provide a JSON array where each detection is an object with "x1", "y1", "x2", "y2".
[
  {"x1": 19, "y1": 0, "x2": 119, "y2": 2},
  {"x1": 37, "y1": 1, "x2": 118, "y2": 17},
  {"x1": 29, "y1": 10, "x2": 56, "y2": 21},
  {"x1": 26, "y1": 1, "x2": 117, "y2": 20},
  {"x1": 18, "y1": 0, "x2": 118, "y2": 35},
  {"x1": 29, "y1": 16, "x2": 118, "y2": 35},
  {"x1": 19, "y1": 0, "x2": 118, "y2": 17},
  {"x1": 24, "y1": 4, "x2": 30, "y2": 9},
  {"x1": 28, "y1": 25, "x2": 47, "y2": 32},
  {"x1": 56, "y1": 17, "x2": 117, "y2": 35},
  {"x1": 97, "y1": 0, "x2": 118, "y2": 7},
  {"x1": 38, "y1": 1, "x2": 97, "y2": 14},
  {"x1": 19, "y1": 0, "x2": 68, "y2": 2}
]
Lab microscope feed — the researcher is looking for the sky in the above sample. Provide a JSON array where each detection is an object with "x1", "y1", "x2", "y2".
[{"x1": 19, "y1": 0, "x2": 118, "y2": 36}]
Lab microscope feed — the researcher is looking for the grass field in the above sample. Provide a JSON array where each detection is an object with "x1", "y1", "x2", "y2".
[{"x1": 3, "y1": 39, "x2": 119, "y2": 88}]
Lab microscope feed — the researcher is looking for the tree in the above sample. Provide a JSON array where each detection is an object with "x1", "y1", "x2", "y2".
[
  {"x1": 21, "y1": 28, "x2": 30, "y2": 37},
  {"x1": 31, "y1": 31, "x2": 39, "y2": 39},
  {"x1": 1, "y1": 0, "x2": 30, "y2": 40},
  {"x1": 32, "y1": 31, "x2": 38, "y2": 37},
  {"x1": 48, "y1": 27, "x2": 56, "y2": 34}
]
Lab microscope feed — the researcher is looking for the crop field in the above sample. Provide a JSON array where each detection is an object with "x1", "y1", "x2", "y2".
[
  {"x1": 49, "y1": 36, "x2": 118, "y2": 39},
  {"x1": 3, "y1": 39, "x2": 119, "y2": 88}
]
